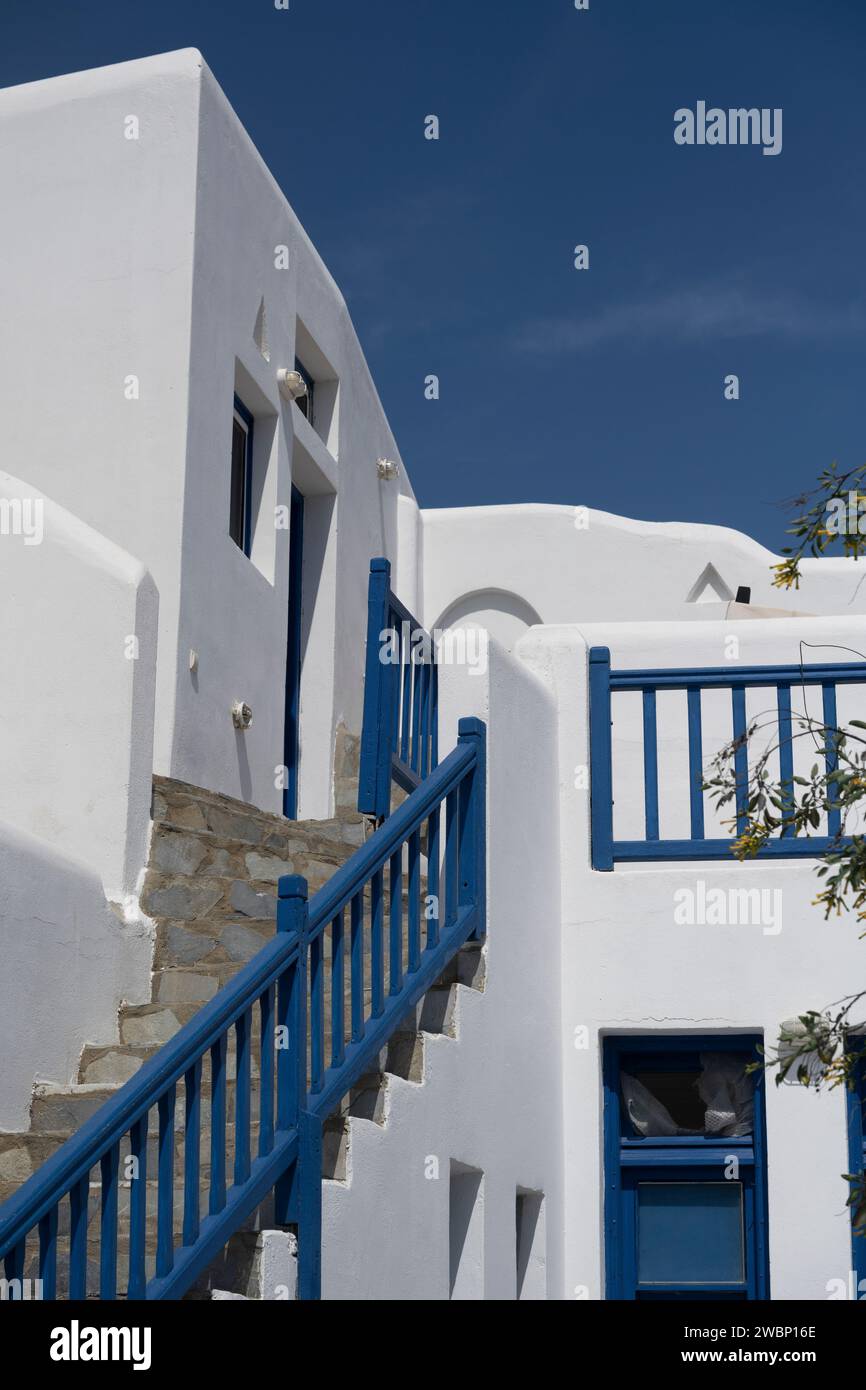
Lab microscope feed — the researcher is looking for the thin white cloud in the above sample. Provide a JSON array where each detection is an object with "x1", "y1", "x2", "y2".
[{"x1": 513, "y1": 286, "x2": 866, "y2": 354}]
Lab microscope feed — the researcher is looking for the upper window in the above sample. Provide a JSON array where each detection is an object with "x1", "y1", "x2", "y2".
[
  {"x1": 230, "y1": 395, "x2": 254, "y2": 555},
  {"x1": 293, "y1": 319, "x2": 340, "y2": 456},
  {"x1": 293, "y1": 357, "x2": 315, "y2": 428}
]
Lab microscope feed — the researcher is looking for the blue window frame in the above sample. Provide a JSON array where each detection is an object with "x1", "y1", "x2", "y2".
[
  {"x1": 846, "y1": 1046, "x2": 866, "y2": 1290},
  {"x1": 603, "y1": 1035, "x2": 769, "y2": 1300},
  {"x1": 230, "y1": 394, "x2": 254, "y2": 556}
]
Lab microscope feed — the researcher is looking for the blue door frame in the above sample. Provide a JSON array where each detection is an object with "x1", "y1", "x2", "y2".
[
  {"x1": 233, "y1": 394, "x2": 255, "y2": 557},
  {"x1": 846, "y1": 1049, "x2": 866, "y2": 1292},
  {"x1": 603, "y1": 1035, "x2": 770, "y2": 1300},
  {"x1": 283, "y1": 485, "x2": 304, "y2": 819}
]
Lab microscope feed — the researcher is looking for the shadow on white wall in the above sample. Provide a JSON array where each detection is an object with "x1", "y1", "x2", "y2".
[{"x1": 435, "y1": 589, "x2": 543, "y2": 653}]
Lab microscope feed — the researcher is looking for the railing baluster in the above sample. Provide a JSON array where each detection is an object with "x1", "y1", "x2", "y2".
[
  {"x1": 370, "y1": 871, "x2": 384, "y2": 1017},
  {"x1": 410, "y1": 647, "x2": 422, "y2": 775},
  {"x1": 419, "y1": 659, "x2": 430, "y2": 779},
  {"x1": 389, "y1": 611, "x2": 403, "y2": 777},
  {"x1": 427, "y1": 805, "x2": 441, "y2": 948},
  {"x1": 732, "y1": 686, "x2": 749, "y2": 835},
  {"x1": 777, "y1": 683, "x2": 794, "y2": 837},
  {"x1": 259, "y1": 987, "x2": 275, "y2": 1158},
  {"x1": 275, "y1": 966, "x2": 293, "y2": 1135},
  {"x1": 431, "y1": 659, "x2": 439, "y2": 770},
  {"x1": 444, "y1": 790, "x2": 458, "y2": 929},
  {"x1": 183, "y1": 1061, "x2": 201, "y2": 1244},
  {"x1": 156, "y1": 1085, "x2": 175, "y2": 1277},
  {"x1": 589, "y1": 647, "x2": 614, "y2": 870},
  {"x1": 99, "y1": 1144, "x2": 119, "y2": 1299},
  {"x1": 234, "y1": 1011, "x2": 251, "y2": 1186},
  {"x1": 687, "y1": 686, "x2": 705, "y2": 840},
  {"x1": 310, "y1": 931, "x2": 324, "y2": 1092},
  {"x1": 331, "y1": 911, "x2": 345, "y2": 1065},
  {"x1": 128, "y1": 1115, "x2": 148, "y2": 1299},
  {"x1": 389, "y1": 849, "x2": 403, "y2": 995},
  {"x1": 350, "y1": 892, "x2": 364, "y2": 1044},
  {"x1": 642, "y1": 688, "x2": 659, "y2": 840},
  {"x1": 38, "y1": 1206, "x2": 58, "y2": 1301},
  {"x1": 400, "y1": 637, "x2": 412, "y2": 764},
  {"x1": 69, "y1": 1173, "x2": 89, "y2": 1300},
  {"x1": 209, "y1": 1035, "x2": 227, "y2": 1215},
  {"x1": 3, "y1": 1238, "x2": 25, "y2": 1297},
  {"x1": 408, "y1": 830, "x2": 421, "y2": 972},
  {"x1": 823, "y1": 682, "x2": 841, "y2": 837}
]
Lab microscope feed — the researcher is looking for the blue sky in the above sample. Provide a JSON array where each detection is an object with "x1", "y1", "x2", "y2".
[{"x1": 4, "y1": 0, "x2": 865, "y2": 550}]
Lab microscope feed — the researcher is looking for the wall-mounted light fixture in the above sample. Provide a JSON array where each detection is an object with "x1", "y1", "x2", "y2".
[
  {"x1": 231, "y1": 700, "x2": 253, "y2": 731},
  {"x1": 277, "y1": 368, "x2": 308, "y2": 403},
  {"x1": 377, "y1": 457, "x2": 398, "y2": 481}
]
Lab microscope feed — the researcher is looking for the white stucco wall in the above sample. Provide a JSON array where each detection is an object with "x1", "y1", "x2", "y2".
[
  {"x1": 176, "y1": 57, "x2": 417, "y2": 817},
  {"x1": 0, "y1": 52, "x2": 197, "y2": 807},
  {"x1": 518, "y1": 613, "x2": 866, "y2": 1300},
  {"x1": 421, "y1": 505, "x2": 866, "y2": 646},
  {"x1": 0, "y1": 823, "x2": 152, "y2": 1129},
  {"x1": 0, "y1": 470, "x2": 157, "y2": 900},
  {"x1": 321, "y1": 641, "x2": 564, "y2": 1299},
  {"x1": 0, "y1": 49, "x2": 418, "y2": 822}
]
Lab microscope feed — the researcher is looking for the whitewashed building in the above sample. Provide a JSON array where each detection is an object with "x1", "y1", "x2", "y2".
[{"x1": 1, "y1": 49, "x2": 865, "y2": 1302}]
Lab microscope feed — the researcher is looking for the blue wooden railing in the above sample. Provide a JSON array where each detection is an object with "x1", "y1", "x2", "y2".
[
  {"x1": 358, "y1": 558, "x2": 438, "y2": 820},
  {"x1": 0, "y1": 719, "x2": 485, "y2": 1300},
  {"x1": 589, "y1": 645, "x2": 866, "y2": 869}
]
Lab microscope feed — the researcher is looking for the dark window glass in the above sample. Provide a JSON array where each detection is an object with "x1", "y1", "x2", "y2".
[
  {"x1": 620, "y1": 1051, "x2": 754, "y2": 1138},
  {"x1": 230, "y1": 413, "x2": 248, "y2": 551}
]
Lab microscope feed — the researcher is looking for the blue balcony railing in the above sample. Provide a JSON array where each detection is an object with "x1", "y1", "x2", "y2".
[
  {"x1": 358, "y1": 558, "x2": 438, "y2": 820},
  {"x1": 589, "y1": 645, "x2": 866, "y2": 869}
]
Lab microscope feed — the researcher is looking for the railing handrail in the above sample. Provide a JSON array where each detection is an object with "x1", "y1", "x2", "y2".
[
  {"x1": 609, "y1": 658, "x2": 866, "y2": 691},
  {"x1": 0, "y1": 931, "x2": 302, "y2": 1254}
]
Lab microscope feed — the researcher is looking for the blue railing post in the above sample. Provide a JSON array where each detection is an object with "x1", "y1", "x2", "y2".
[
  {"x1": 274, "y1": 875, "x2": 308, "y2": 1229},
  {"x1": 589, "y1": 647, "x2": 614, "y2": 871},
  {"x1": 457, "y1": 717, "x2": 486, "y2": 942},
  {"x1": 274, "y1": 872, "x2": 322, "y2": 1299},
  {"x1": 297, "y1": 1110, "x2": 323, "y2": 1300},
  {"x1": 358, "y1": 558, "x2": 393, "y2": 819}
]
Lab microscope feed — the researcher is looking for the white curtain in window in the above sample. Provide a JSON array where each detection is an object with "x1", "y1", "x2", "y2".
[{"x1": 621, "y1": 1055, "x2": 754, "y2": 1137}]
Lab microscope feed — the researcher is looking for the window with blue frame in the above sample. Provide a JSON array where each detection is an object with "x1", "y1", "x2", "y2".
[
  {"x1": 603, "y1": 1035, "x2": 769, "y2": 1300},
  {"x1": 229, "y1": 395, "x2": 254, "y2": 556}
]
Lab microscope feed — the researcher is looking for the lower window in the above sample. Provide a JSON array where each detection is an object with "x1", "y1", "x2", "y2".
[{"x1": 603, "y1": 1035, "x2": 769, "y2": 1299}]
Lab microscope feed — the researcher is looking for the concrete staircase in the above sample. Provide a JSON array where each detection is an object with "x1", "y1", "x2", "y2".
[{"x1": 0, "y1": 775, "x2": 485, "y2": 1299}]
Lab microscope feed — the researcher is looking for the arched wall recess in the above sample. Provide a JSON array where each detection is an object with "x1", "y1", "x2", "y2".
[{"x1": 434, "y1": 588, "x2": 543, "y2": 653}]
